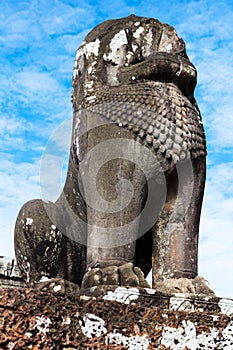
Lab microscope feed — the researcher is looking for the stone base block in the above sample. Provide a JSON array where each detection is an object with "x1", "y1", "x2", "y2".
[{"x1": 0, "y1": 286, "x2": 232, "y2": 349}]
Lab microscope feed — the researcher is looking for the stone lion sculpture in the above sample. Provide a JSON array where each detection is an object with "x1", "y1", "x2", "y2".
[{"x1": 14, "y1": 15, "x2": 212, "y2": 294}]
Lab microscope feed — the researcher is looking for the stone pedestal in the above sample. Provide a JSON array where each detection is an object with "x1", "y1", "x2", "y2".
[{"x1": 0, "y1": 285, "x2": 232, "y2": 349}]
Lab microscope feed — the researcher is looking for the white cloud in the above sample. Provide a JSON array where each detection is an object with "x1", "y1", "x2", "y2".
[
  {"x1": 0, "y1": 116, "x2": 25, "y2": 135},
  {"x1": 17, "y1": 71, "x2": 59, "y2": 93},
  {"x1": 199, "y1": 162, "x2": 233, "y2": 297},
  {"x1": 39, "y1": 2, "x2": 94, "y2": 35},
  {"x1": 0, "y1": 160, "x2": 40, "y2": 205},
  {"x1": 0, "y1": 159, "x2": 41, "y2": 257},
  {"x1": 40, "y1": 154, "x2": 68, "y2": 202},
  {"x1": 168, "y1": 2, "x2": 233, "y2": 153},
  {"x1": 206, "y1": 162, "x2": 233, "y2": 196},
  {"x1": 0, "y1": 0, "x2": 94, "y2": 44},
  {"x1": 2, "y1": 69, "x2": 70, "y2": 112},
  {"x1": 0, "y1": 115, "x2": 28, "y2": 152}
]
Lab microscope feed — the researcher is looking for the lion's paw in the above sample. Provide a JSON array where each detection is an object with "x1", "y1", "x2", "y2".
[
  {"x1": 81, "y1": 262, "x2": 150, "y2": 289},
  {"x1": 35, "y1": 277, "x2": 80, "y2": 294}
]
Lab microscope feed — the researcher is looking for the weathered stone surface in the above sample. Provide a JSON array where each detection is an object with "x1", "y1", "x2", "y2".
[
  {"x1": 0, "y1": 287, "x2": 232, "y2": 349},
  {"x1": 150, "y1": 276, "x2": 215, "y2": 296},
  {"x1": 14, "y1": 15, "x2": 207, "y2": 293}
]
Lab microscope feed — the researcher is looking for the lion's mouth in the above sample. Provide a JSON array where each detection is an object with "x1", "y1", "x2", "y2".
[{"x1": 116, "y1": 53, "x2": 196, "y2": 101}]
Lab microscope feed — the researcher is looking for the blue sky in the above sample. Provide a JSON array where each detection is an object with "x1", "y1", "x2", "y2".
[{"x1": 0, "y1": 0, "x2": 232, "y2": 297}]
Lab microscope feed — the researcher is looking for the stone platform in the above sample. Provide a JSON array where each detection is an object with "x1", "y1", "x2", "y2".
[{"x1": 0, "y1": 285, "x2": 233, "y2": 349}]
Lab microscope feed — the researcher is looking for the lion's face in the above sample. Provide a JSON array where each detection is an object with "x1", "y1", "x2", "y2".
[{"x1": 72, "y1": 15, "x2": 187, "y2": 105}]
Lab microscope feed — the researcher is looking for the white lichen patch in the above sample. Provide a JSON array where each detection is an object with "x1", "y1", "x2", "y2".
[
  {"x1": 53, "y1": 284, "x2": 62, "y2": 292},
  {"x1": 106, "y1": 332, "x2": 150, "y2": 349},
  {"x1": 211, "y1": 315, "x2": 219, "y2": 322},
  {"x1": 103, "y1": 29, "x2": 128, "y2": 64},
  {"x1": 85, "y1": 80, "x2": 94, "y2": 92},
  {"x1": 85, "y1": 95, "x2": 97, "y2": 104},
  {"x1": 170, "y1": 294, "x2": 194, "y2": 311},
  {"x1": 80, "y1": 295, "x2": 92, "y2": 301},
  {"x1": 86, "y1": 39, "x2": 100, "y2": 57},
  {"x1": 33, "y1": 315, "x2": 51, "y2": 339},
  {"x1": 79, "y1": 311, "x2": 233, "y2": 349},
  {"x1": 161, "y1": 320, "x2": 197, "y2": 350},
  {"x1": 126, "y1": 51, "x2": 134, "y2": 61},
  {"x1": 7, "y1": 342, "x2": 15, "y2": 350},
  {"x1": 142, "y1": 28, "x2": 153, "y2": 56},
  {"x1": 75, "y1": 38, "x2": 100, "y2": 61},
  {"x1": 80, "y1": 313, "x2": 150, "y2": 349},
  {"x1": 160, "y1": 319, "x2": 233, "y2": 350},
  {"x1": 73, "y1": 39, "x2": 100, "y2": 79},
  {"x1": 158, "y1": 26, "x2": 177, "y2": 53},
  {"x1": 39, "y1": 276, "x2": 51, "y2": 282},
  {"x1": 25, "y1": 261, "x2": 30, "y2": 283},
  {"x1": 132, "y1": 44, "x2": 138, "y2": 52},
  {"x1": 222, "y1": 321, "x2": 233, "y2": 348},
  {"x1": 144, "y1": 288, "x2": 156, "y2": 295},
  {"x1": 87, "y1": 61, "x2": 97, "y2": 76},
  {"x1": 133, "y1": 26, "x2": 144, "y2": 39},
  {"x1": 166, "y1": 43, "x2": 173, "y2": 51},
  {"x1": 50, "y1": 224, "x2": 62, "y2": 240},
  {"x1": 80, "y1": 313, "x2": 107, "y2": 338},
  {"x1": 73, "y1": 54, "x2": 85, "y2": 79},
  {"x1": 219, "y1": 298, "x2": 233, "y2": 316},
  {"x1": 25, "y1": 332, "x2": 33, "y2": 338},
  {"x1": 103, "y1": 287, "x2": 140, "y2": 304},
  {"x1": 26, "y1": 217, "x2": 33, "y2": 226}
]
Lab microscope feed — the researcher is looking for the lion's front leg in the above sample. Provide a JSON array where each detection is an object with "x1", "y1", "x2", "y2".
[
  {"x1": 77, "y1": 118, "x2": 152, "y2": 288},
  {"x1": 152, "y1": 156, "x2": 206, "y2": 287}
]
